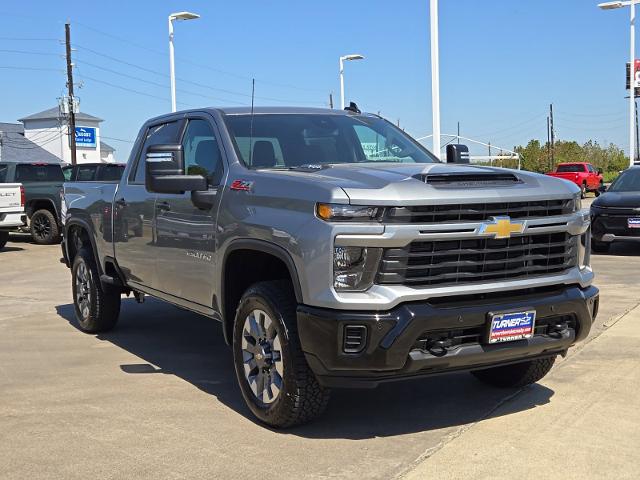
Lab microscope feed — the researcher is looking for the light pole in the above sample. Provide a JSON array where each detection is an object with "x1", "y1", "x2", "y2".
[
  {"x1": 430, "y1": 0, "x2": 441, "y2": 160},
  {"x1": 339, "y1": 54, "x2": 364, "y2": 110},
  {"x1": 168, "y1": 11, "x2": 200, "y2": 112},
  {"x1": 598, "y1": 1, "x2": 637, "y2": 167}
]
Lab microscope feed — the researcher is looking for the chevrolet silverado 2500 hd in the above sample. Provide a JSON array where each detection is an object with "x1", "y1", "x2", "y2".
[{"x1": 61, "y1": 107, "x2": 598, "y2": 428}]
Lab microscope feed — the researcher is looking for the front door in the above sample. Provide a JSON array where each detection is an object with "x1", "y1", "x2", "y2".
[
  {"x1": 113, "y1": 119, "x2": 184, "y2": 290},
  {"x1": 153, "y1": 115, "x2": 225, "y2": 307}
]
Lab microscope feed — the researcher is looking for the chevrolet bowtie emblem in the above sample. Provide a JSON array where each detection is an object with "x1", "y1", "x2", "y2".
[{"x1": 479, "y1": 216, "x2": 525, "y2": 239}]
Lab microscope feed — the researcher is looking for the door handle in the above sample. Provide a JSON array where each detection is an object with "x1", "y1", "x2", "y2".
[{"x1": 156, "y1": 201, "x2": 171, "y2": 212}]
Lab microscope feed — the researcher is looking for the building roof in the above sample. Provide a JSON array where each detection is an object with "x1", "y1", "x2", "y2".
[
  {"x1": 0, "y1": 126, "x2": 63, "y2": 164},
  {"x1": 100, "y1": 140, "x2": 115, "y2": 153},
  {"x1": 0, "y1": 122, "x2": 24, "y2": 134},
  {"x1": 18, "y1": 106, "x2": 103, "y2": 123}
]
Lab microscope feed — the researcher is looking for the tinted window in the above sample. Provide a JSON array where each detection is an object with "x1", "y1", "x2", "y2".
[
  {"x1": 609, "y1": 169, "x2": 640, "y2": 192},
  {"x1": 556, "y1": 164, "x2": 584, "y2": 173},
  {"x1": 15, "y1": 164, "x2": 64, "y2": 182},
  {"x1": 76, "y1": 166, "x2": 97, "y2": 181},
  {"x1": 225, "y1": 114, "x2": 438, "y2": 168},
  {"x1": 63, "y1": 166, "x2": 73, "y2": 181},
  {"x1": 132, "y1": 121, "x2": 182, "y2": 184},
  {"x1": 100, "y1": 165, "x2": 125, "y2": 181},
  {"x1": 587, "y1": 164, "x2": 595, "y2": 173},
  {"x1": 182, "y1": 119, "x2": 224, "y2": 185},
  {"x1": 0, "y1": 165, "x2": 8, "y2": 183}
]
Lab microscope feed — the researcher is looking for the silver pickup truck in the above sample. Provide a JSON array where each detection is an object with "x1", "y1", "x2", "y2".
[{"x1": 61, "y1": 107, "x2": 598, "y2": 427}]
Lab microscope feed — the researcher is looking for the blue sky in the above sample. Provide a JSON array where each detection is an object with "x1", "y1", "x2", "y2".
[{"x1": 0, "y1": 0, "x2": 634, "y2": 160}]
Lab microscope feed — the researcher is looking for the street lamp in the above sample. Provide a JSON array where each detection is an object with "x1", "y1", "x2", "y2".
[
  {"x1": 430, "y1": 0, "x2": 441, "y2": 160},
  {"x1": 339, "y1": 54, "x2": 364, "y2": 110},
  {"x1": 168, "y1": 11, "x2": 200, "y2": 112},
  {"x1": 598, "y1": 0, "x2": 637, "y2": 167}
]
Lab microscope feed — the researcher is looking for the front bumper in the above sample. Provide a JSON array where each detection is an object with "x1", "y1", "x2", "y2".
[
  {"x1": 591, "y1": 211, "x2": 640, "y2": 243},
  {"x1": 297, "y1": 285, "x2": 598, "y2": 388}
]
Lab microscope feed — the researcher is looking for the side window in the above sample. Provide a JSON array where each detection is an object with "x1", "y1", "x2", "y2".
[
  {"x1": 182, "y1": 119, "x2": 224, "y2": 185},
  {"x1": 0, "y1": 165, "x2": 8, "y2": 183},
  {"x1": 132, "y1": 121, "x2": 182, "y2": 184},
  {"x1": 587, "y1": 164, "x2": 595, "y2": 173}
]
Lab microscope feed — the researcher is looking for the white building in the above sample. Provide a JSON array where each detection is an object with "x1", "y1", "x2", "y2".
[{"x1": 16, "y1": 107, "x2": 116, "y2": 164}]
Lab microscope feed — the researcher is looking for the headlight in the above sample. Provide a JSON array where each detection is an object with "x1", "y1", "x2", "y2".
[
  {"x1": 333, "y1": 246, "x2": 382, "y2": 291},
  {"x1": 578, "y1": 229, "x2": 591, "y2": 270},
  {"x1": 573, "y1": 193, "x2": 582, "y2": 212},
  {"x1": 317, "y1": 203, "x2": 383, "y2": 222}
]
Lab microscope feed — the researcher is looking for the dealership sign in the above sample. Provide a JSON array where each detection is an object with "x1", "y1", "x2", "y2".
[{"x1": 75, "y1": 126, "x2": 97, "y2": 148}]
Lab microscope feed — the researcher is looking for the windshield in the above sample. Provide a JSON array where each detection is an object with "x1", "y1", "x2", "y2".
[
  {"x1": 608, "y1": 169, "x2": 640, "y2": 192},
  {"x1": 224, "y1": 114, "x2": 439, "y2": 169},
  {"x1": 556, "y1": 164, "x2": 584, "y2": 173}
]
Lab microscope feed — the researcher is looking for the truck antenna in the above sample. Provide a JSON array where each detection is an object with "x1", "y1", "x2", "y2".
[{"x1": 249, "y1": 78, "x2": 255, "y2": 167}]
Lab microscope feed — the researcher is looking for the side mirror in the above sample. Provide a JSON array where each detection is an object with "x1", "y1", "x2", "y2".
[
  {"x1": 145, "y1": 144, "x2": 207, "y2": 194},
  {"x1": 446, "y1": 144, "x2": 470, "y2": 164},
  {"x1": 597, "y1": 168, "x2": 603, "y2": 175},
  {"x1": 599, "y1": 184, "x2": 607, "y2": 193}
]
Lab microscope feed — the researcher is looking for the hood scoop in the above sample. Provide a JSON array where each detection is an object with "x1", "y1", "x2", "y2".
[{"x1": 418, "y1": 172, "x2": 521, "y2": 188}]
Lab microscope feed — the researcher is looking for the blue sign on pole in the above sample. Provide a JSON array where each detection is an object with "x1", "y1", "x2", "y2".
[{"x1": 75, "y1": 126, "x2": 97, "y2": 148}]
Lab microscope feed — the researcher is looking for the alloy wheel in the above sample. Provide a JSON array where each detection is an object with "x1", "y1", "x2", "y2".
[
  {"x1": 32, "y1": 214, "x2": 51, "y2": 241},
  {"x1": 75, "y1": 261, "x2": 91, "y2": 319},
  {"x1": 241, "y1": 309, "x2": 284, "y2": 404}
]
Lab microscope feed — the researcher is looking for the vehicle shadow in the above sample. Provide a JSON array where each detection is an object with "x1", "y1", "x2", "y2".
[
  {"x1": 592, "y1": 241, "x2": 640, "y2": 257},
  {"x1": 55, "y1": 298, "x2": 554, "y2": 439},
  {"x1": 0, "y1": 246, "x2": 25, "y2": 252}
]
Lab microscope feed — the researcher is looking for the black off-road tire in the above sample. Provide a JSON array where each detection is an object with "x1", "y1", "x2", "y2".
[
  {"x1": 30, "y1": 209, "x2": 60, "y2": 245},
  {"x1": 71, "y1": 247, "x2": 121, "y2": 333},
  {"x1": 0, "y1": 231, "x2": 8, "y2": 249},
  {"x1": 591, "y1": 238, "x2": 610, "y2": 254},
  {"x1": 471, "y1": 356, "x2": 556, "y2": 388},
  {"x1": 232, "y1": 280, "x2": 330, "y2": 428}
]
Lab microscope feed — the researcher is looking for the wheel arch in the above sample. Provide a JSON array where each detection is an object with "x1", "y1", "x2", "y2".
[
  {"x1": 221, "y1": 239, "x2": 303, "y2": 345},
  {"x1": 65, "y1": 218, "x2": 103, "y2": 276},
  {"x1": 26, "y1": 198, "x2": 59, "y2": 221}
]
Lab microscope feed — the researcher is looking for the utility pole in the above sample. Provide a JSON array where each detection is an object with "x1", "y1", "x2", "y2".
[
  {"x1": 457, "y1": 121, "x2": 460, "y2": 144},
  {"x1": 549, "y1": 103, "x2": 555, "y2": 168},
  {"x1": 329, "y1": 93, "x2": 334, "y2": 109},
  {"x1": 636, "y1": 99, "x2": 639, "y2": 162},
  {"x1": 65, "y1": 22, "x2": 77, "y2": 166},
  {"x1": 488, "y1": 142, "x2": 492, "y2": 166},
  {"x1": 547, "y1": 116, "x2": 551, "y2": 171}
]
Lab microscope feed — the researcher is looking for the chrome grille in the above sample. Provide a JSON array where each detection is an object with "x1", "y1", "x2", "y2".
[
  {"x1": 385, "y1": 199, "x2": 574, "y2": 224},
  {"x1": 377, "y1": 233, "x2": 577, "y2": 287}
]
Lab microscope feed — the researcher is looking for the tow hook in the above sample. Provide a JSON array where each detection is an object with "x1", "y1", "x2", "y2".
[
  {"x1": 548, "y1": 321, "x2": 570, "y2": 338},
  {"x1": 425, "y1": 338, "x2": 453, "y2": 357},
  {"x1": 133, "y1": 291, "x2": 145, "y2": 304}
]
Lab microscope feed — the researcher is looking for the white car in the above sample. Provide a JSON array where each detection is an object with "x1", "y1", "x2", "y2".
[{"x1": 0, "y1": 183, "x2": 26, "y2": 249}]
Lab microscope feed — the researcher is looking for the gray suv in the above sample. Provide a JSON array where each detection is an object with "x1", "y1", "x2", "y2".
[{"x1": 61, "y1": 107, "x2": 598, "y2": 427}]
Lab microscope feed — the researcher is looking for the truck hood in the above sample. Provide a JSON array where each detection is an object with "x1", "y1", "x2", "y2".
[
  {"x1": 262, "y1": 163, "x2": 579, "y2": 205},
  {"x1": 592, "y1": 191, "x2": 640, "y2": 209}
]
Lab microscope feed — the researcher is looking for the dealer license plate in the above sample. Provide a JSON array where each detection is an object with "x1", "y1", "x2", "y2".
[
  {"x1": 488, "y1": 310, "x2": 536, "y2": 344},
  {"x1": 628, "y1": 217, "x2": 640, "y2": 229}
]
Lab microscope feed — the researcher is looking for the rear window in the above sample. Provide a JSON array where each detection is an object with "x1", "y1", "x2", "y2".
[
  {"x1": 99, "y1": 165, "x2": 125, "y2": 181},
  {"x1": 76, "y1": 166, "x2": 97, "y2": 181},
  {"x1": 15, "y1": 164, "x2": 64, "y2": 182},
  {"x1": 556, "y1": 164, "x2": 585, "y2": 173}
]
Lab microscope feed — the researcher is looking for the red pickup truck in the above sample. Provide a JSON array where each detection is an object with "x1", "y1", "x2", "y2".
[{"x1": 546, "y1": 162, "x2": 604, "y2": 197}]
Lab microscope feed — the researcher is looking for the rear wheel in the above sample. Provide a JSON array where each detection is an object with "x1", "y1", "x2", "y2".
[
  {"x1": 71, "y1": 247, "x2": 121, "y2": 333},
  {"x1": 472, "y1": 357, "x2": 556, "y2": 388},
  {"x1": 0, "y1": 231, "x2": 8, "y2": 250},
  {"x1": 232, "y1": 280, "x2": 330, "y2": 428},
  {"x1": 30, "y1": 209, "x2": 60, "y2": 245}
]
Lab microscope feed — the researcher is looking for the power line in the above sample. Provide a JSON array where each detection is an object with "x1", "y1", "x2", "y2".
[
  {"x1": 0, "y1": 37, "x2": 59, "y2": 41},
  {"x1": 0, "y1": 66, "x2": 64, "y2": 72},
  {"x1": 101, "y1": 136, "x2": 134, "y2": 144},
  {"x1": 0, "y1": 48, "x2": 61, "y2": 56},
  {"x1": 73, "y1": 20, "x2": 327, "y2": 94}
]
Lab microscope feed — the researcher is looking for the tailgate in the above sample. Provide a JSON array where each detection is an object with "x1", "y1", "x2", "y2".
[{"x1": 0, "y1": 183, "x2": 22, "y2": 212}]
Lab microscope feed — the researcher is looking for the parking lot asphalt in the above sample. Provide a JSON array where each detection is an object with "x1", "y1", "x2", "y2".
[{"x1": 1, "y1": 198, "x2": 639, "y2": 479}]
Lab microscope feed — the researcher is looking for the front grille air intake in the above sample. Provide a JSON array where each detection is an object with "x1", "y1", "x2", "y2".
[
  {"x1": 421, "y1": 172, "x2": 520, "y2": 187},
  {"x1": 343, "y1": 325, "x2": 367, "y2": 354},
  {"x1": 377, "y1": 232, "x2": 577, "y2": 287}
]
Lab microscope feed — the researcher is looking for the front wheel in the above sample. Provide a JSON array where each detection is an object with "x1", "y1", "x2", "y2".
[
  {"x1": 471, "y1": 357, "x2": 556, "y2": 388},
  {"x1": 71, "y1": 247, "x2": 121, "y2": 333},
  {"x1": 30, "y1": 209, "x2": 60, "y2": 244},
  {"x1": 591, "y1": 238, "x2": 610, "y2": 253},
  {"x1": 232, "y1": 280, "x2": 330, "y2": 428},
  {"x1": 580, "y1": 182, "x2": 587, "y2": 199}
]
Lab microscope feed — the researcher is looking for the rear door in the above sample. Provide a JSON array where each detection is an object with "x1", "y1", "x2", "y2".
[
  {"x1": 113, "y1": 119, "x2": 184, "y2": 289},
  {"x1": 152, "y1": 115, "x2": 226, "y2": 307},
  {"x1": 586, "y1": 164, "x2": 598, "y2": 189}
]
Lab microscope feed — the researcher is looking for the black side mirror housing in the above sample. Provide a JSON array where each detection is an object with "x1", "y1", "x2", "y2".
[
  {"x1": 446, "y1": 144, "x2": 470, "y2": 164},
  {"x1": 145, "y1": 144, "x2": 207, "y2": 194}
]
